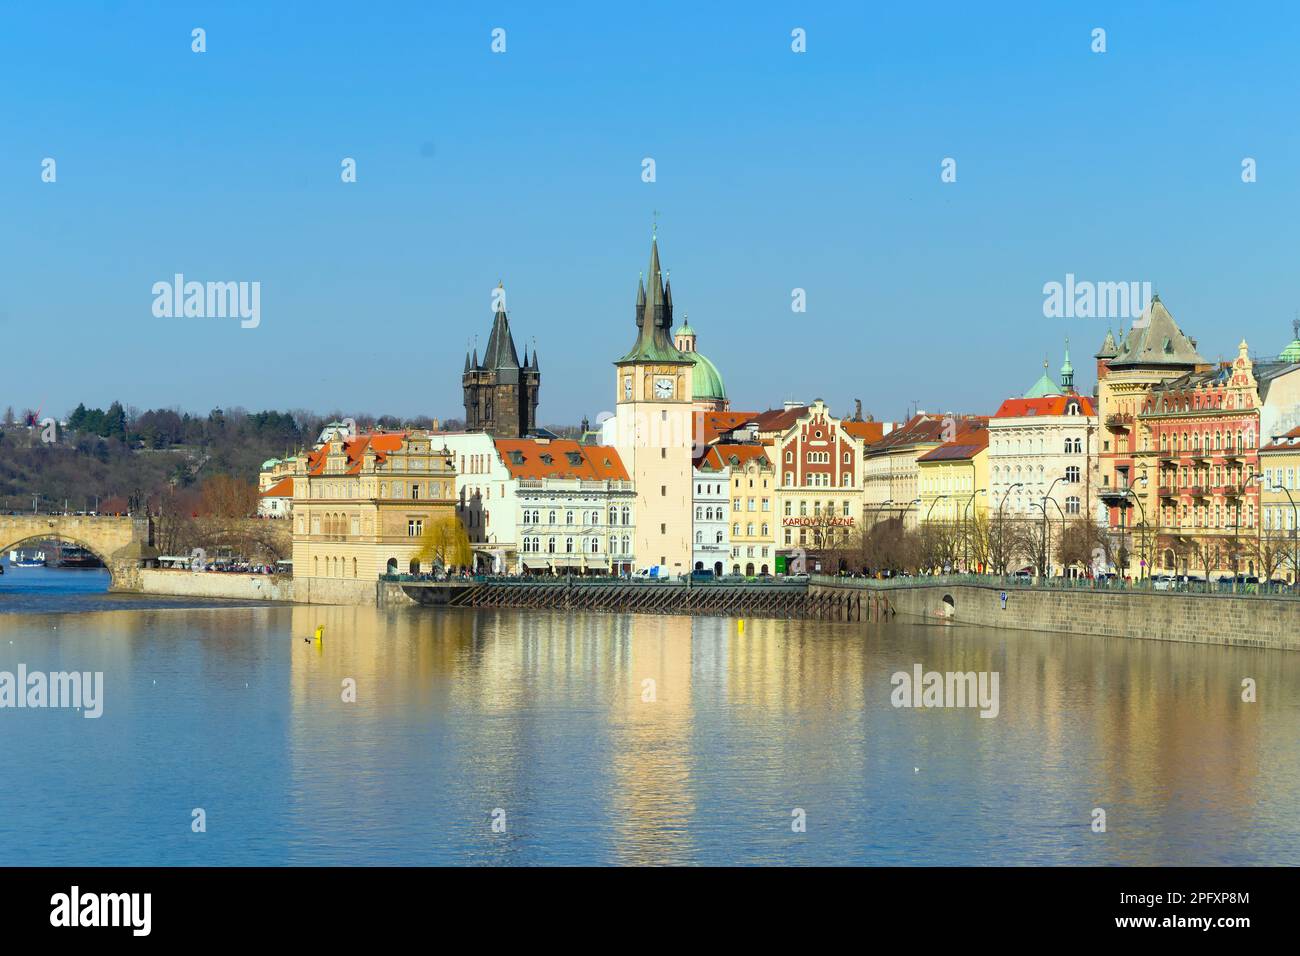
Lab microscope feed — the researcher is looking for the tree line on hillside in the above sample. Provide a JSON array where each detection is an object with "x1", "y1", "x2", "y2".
[{"x1": 0, "y1": 402, "x2": 458, "y2": 515}]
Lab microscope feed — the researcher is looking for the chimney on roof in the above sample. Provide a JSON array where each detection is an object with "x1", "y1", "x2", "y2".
[{"x1": 783, "y1": 400, "x2": 802, "y2": 411}]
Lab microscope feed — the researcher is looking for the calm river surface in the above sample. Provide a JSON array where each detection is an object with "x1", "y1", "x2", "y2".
[{"x1": 2, "y1": 566, "x2": 1298, "y2": 865}]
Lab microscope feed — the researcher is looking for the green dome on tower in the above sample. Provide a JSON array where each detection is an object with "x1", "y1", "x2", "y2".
[
  {"x1": 1024, "y1": 356, "x2": 1060, "y2": 398},
  {"x1": 672, "y1": 315, "x2": 727, "y2": 403},
  {"x1": 1281, "y1": 319, "x2": 1300, "y2": 363}
]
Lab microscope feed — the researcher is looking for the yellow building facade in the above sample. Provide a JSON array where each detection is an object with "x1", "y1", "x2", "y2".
[{"x1": 291, "y1": 431, "x2": 458, "y2": 581}]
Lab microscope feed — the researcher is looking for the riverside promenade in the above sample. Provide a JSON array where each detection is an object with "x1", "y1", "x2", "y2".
[
  {"x1": 813, "y1": 574, "x2": 1300, "y2": 652},
  {"x1": 132, "y1": 567, "x2": 1300, "y2": 651}
]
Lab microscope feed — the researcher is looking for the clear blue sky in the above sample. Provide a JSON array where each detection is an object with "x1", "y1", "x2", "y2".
[{"x1": 4, "y1": 0, "x2": 1300, "y2": 426}]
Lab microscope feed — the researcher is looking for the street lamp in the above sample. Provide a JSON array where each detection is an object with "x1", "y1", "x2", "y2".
[
  {"x1": 963, "y1": 488, "x2": 986, "y2": 573},
  {"x1": 1123, "y1": 479, "x2": 1149, "y2": 583},
  {"x1": 1276, "y1": 483, "x2": 1300, "y2": 588},
  {"x1": 1045, "y1": 495, "x2": 1067, "y2": 575},
  {"x1": 993, "y1": 482, "x2": 1025, "y2": 576},
  {"x1": 1040, "y1": 476, "x2": 1066, "y2": 579}
]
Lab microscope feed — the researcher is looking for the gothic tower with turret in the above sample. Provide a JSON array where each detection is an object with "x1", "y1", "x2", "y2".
[{"x1": 462, "y1": 287, "x2": 540, "y2": 438}]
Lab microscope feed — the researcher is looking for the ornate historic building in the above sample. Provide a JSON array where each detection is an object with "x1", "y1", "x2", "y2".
[
  {"x1": 1095, "y1": 295, "x2": 1207, "y2": 576},
  {"x1": 987, "y1": 347, "x2": 1098, "y2": 565},
  {"x1": 774, "y1": 399, "x2": 889, "y2": 564},
  {"x1": 462, "y1": 286, "x2": 540, "y2": 438},
  {"x1": 1143, "y1": 340, "x2": 1261, "y2": 578},
  {"x1": 291, "y1": 431, "x2": 458, "y2": 581},
  {"x1": 612, "y1": 232, "x2": 696, "y2": 572}
]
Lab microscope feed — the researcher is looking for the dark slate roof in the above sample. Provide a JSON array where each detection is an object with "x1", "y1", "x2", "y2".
[
  {"x1": 1107, "y1": 295, "x2": 1206, "y2": 369},
  {"x1": 482, "y1": 304, "x2": 521, "y2": 370}
]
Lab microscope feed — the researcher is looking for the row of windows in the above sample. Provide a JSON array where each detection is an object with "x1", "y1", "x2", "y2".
[
  {"x1": 784, "y1": 449, "x2": 854, "y2": 464},
  {"x1": 992, "y1": 466, "x2": 1081, "y2": 485},
  {"x1": 1160, "y1": 504, "x2": 1256, "y2": 529},
  {"x1": 1264, "y1": 506, "x2": 1297, "y2": 531},
  {"x1": 1264, "y1": 468, "x2": 1298, "y2": 490},
  {"x1": 732, "y1": 523, "x2": 770, "y2": 537},
  {"x1": 991, "y1": 436, "x2": 1085, "y2": 454},
  {"x1": 520, "y1": 507, "x2": 633, "y2": 525},
  {"x1": 521, "y1": 535, "x2": 631, "y2": 554},
  {"x1": 1158, "y1": 429, "x2": 1255, "y2": 453},
  {"x1": 783, "y1": 499, "x2": 853, "y2": 517}
]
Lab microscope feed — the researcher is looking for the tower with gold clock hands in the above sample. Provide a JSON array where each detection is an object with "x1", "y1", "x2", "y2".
[{"x1": 613, "y1": 227, "x2": 695, "y2": 573}]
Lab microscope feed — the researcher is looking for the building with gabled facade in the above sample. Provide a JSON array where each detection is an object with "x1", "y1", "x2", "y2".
[
  {"x1": 1143, "y1": 340, "x2": 1262, "y2": 579},
  {"x1": 774, "y1": 399, "x2": 890, "y2": 563},
  {"x1": 462, "y1": 284, "x2": 541, "y2": 438},
  {"x1": 1095, "y1": 295, "x2": 1208, "y2": 575},
  {"x1": 291, "y1": 431, "x2": 458, "y2": 582}
]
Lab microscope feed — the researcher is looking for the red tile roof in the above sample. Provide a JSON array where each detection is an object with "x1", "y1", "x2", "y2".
[
  {"x1": 694, "y1": 411, "x2": 757, "y2": 446},
  {"x1": 993, "y1": 395, "x2": 1096, "y2": 418},
  {"x1": 260, "y1": 477, "x2": 294, "y2": 498},
  {"x1": 493, "y1": 439, "x2": 629, "y2": 480},
  {"x1": 870, "y1": 414, "x2": 987, "y2": 452},
  {"x1": 842, "y1": 420, "x2": 890, "y2": 443},
  {"x1": 750, "y1": 406, "x2": 809, "y2": 434},
  {"x1": 1261, "y1": 426, "x2": 1300, "y2": 452},
  {"x1": 307, "y1": 432, "x2": 408, "y2": 476}
]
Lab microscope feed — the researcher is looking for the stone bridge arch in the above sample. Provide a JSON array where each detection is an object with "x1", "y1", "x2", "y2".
[{"x1": 0, "y1": 514, "x2": 157, "y2": 590}]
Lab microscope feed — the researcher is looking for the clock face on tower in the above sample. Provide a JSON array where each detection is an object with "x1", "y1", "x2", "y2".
[{"x1": 654, "y1": 376, "x2": 674, "y2": 399}]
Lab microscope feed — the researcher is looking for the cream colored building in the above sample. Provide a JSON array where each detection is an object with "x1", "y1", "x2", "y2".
[
  {"x1": 611, "y1": 235, "x2": 695, "y2": 572},
  {"x1": 917, "y1": 428, "x2": 990, "y2": 525},
  {"x1": 988, "y1": 394, "x2": 1098, "y2": 525},
  {"x1": 864, "y1": 414, "x2": 982, "y2": 529},
  {"x1": 717, "y1": 445, "x2": 775, "y2": 575},
  {"x1": 291, "y1": 431, "x2": 458, "y2": 580}
]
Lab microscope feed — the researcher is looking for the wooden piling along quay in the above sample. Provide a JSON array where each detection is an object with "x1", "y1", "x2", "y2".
[{"x1": 431, "y1": 578, "x2": 896, "y2": 622}]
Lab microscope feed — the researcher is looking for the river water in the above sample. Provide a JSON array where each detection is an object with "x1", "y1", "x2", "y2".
[{"x1": 1, "y1": 567, "x2": 1297, "y2": 865}]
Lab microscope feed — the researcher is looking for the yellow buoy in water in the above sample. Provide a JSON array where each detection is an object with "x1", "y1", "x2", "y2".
[
  {"x1": 314, "y1": 624, "x2": 324, "y2": 644},
  {"x1": 738, "y1": 619, "x2": 745, "y2": 634}
]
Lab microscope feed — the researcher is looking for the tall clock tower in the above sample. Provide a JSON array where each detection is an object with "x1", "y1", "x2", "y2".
[{"x1": 614, "y1": 232, "x2": 694, "y2": 572}]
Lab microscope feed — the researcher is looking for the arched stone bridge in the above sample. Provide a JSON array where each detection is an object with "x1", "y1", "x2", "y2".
[{"x1": 0, "y1": 514, "x2": 157, "y2": 590}]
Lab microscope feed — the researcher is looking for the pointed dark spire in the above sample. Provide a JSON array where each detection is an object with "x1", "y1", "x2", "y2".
[
  {"x1": 619, "y1": 230, "x2": 689, "y2": 364},
  {"x1": 482, "y1": 284, "x2": 521, "y2": 370},
  {"x1": 464, "y1": 351, "x2": 472, "y2": 372}
]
